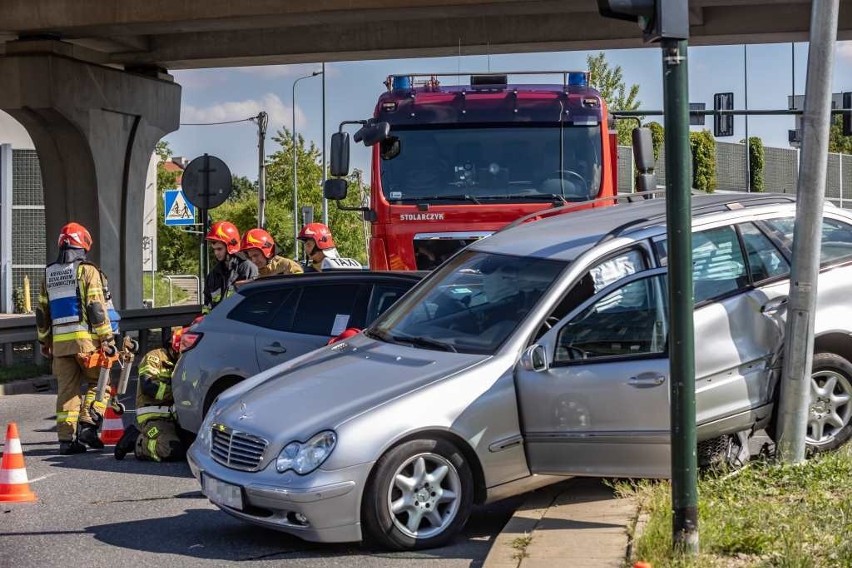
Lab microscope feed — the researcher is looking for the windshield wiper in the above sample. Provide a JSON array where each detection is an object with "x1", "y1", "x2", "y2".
[
  {"x1": 391, "y1": 333, "x2": 458, "y2": 353},
  {"x1": 478, "y1": 193, "x2": 570, "y2": 204},
  {"x1": 364, "y1": 328, "x2": 396, "y2": 344},
  {"x1": 397, "y1": 194, "x2": 481, "y2": 204}
]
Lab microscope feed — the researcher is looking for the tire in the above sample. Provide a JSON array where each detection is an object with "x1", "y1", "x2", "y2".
[
  {"x1": 362, "y1": 438, "x2": 474, "y2": 551},
  {"x1": 806, "y1": 352, "x2": 852, "y2": 453}
]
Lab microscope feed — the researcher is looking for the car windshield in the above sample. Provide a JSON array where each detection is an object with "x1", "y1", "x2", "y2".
[
  {"x1": 379, "y1": 125, "x2": 603, "y2": 204},
  {"x1": 369, "y1": 250, "x2": 567, "y2": 354}
]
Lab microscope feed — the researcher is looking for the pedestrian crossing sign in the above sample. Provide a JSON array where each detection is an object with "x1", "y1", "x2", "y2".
[{"x1": 164, "y1": 189, "x2": 196, "y2": 226}]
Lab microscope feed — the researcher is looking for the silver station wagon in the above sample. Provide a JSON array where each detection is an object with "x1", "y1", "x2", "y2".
[{"x1": 188, "y1": 193, "x2": 852, "y2": 550}]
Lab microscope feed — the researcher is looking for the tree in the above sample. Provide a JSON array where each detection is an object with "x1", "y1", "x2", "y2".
[
  {"x1": 213, "y1": 128, "x2": 368, "y2": 263},
  {"x1": 829, "y1": 116, "x2": 852, "y2": 154},
  {"x1": 689, "y1": 130, "x2": 717, "y2": 192},
  {"x1": 646, "y1": 121, "x2": 665, "y2": 163},
  {"x1": 587, "y1": 52, "x2": 641, "y2": 146}
]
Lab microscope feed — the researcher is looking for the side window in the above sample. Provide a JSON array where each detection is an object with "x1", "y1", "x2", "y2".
[
  {"x1": 762, "y1": 216, "x2": 852, "y2": 266},
  {"x1": 738, "y1": 223, "x2": 790, "y2": 283},
  {"x1": 656, "y1": 226, "x2": 747, "y2": 303},
  {"x1": 228, "y1": 289, "x2": 294, "y2": 328},
  {"x1": 539, "y1": 248, "x2": 648, "y2": 333},
  {"x1": 554, "y1": 273, "x2": 668, "y2": 363},
  {"x1": 367, "y1": 285, "x2": 411, "y2": 325},
  {"x1": 292, "y1": 284, "x2": 363, "y2": 336},
  {"x1": 819, "y1": 218, "x2": 852, "y2": 265}
]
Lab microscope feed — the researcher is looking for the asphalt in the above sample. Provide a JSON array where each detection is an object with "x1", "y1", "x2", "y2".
[{"x1": 2, "y1": 376, "x2": 640, "y2": 567}]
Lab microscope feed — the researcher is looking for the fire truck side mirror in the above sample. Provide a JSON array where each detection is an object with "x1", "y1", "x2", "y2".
[
  {"x1": 632, "y1": 127, "x2": 657, "y2": 193},
  {"x1": 330, "y1": 132, "x2": 351, "y2": 177},
  {"x1": 323, "y1": 178, "x2": 349, "y2": 201}
]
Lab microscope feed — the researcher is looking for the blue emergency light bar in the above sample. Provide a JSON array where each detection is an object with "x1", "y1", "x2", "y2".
[
  {"x1": 390, "y1": 75, "x2": 412, "y2": 91},
  {"x1": 568, "y1": 72, "x2": 588, "y2": 87}
]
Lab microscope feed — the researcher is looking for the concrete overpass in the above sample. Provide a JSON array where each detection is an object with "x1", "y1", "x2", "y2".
[{"x1": 0, "y1": 0, "x2": 850, "y2": 309}]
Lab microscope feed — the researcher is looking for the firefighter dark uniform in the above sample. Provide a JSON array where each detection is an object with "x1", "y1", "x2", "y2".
[
  {"x1": 203, "y1": 221, "x2": 257, "y2": 313},
  {"x1": 114, "y1": 337, "x2": 185, "y2": 462},
  {"x1": 36, "y1": 222, "x2": 119, "y2": 455}
]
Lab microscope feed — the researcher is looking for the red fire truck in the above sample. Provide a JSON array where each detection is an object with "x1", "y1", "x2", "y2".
[{"x1": 325, "y1": 71, "x2": 650, "y2": 271}]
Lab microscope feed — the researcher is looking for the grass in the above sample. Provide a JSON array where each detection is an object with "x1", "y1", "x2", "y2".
[
  {"x1": 621, "y1": 445, "x2": 852, "y2": 567},
  {"x1": 0, "y1": 362, "x2": 52, "y2": 384},
  {"x1": 511, "y1": 533, "x2": 533, "y2": 560},
  {"x1": 141, "y1": 273, "x2": 190, "y2": 307}
]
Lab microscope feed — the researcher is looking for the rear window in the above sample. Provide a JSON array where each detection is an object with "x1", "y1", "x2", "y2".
[{"x1": 227, "y1": 289, "x2": 296, "y2": 328}]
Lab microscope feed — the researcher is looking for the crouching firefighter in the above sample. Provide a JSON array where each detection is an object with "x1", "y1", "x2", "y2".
[
  {"x1": 114, "y1": 328, "x2": 186, "y2": 462},
  {"x1": 36, "y1": 222, "x2": 120, "y2": 455}
]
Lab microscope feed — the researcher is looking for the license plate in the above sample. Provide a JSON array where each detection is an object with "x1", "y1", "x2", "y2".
[{"x1": 202, "y1": 474, "x2": 244, "y2": 510}]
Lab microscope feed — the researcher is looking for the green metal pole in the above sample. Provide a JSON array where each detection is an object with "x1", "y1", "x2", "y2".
[{"x1": 662, "y1": 38, "x2": 698, "y2": 554}]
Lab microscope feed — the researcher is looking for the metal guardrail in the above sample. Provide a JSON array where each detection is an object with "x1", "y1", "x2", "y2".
[{"x1": 0, "y1": 305, "x2": 202, "y2": 345}]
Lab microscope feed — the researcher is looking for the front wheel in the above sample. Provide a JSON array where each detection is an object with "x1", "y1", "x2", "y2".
[
  {"x1": 806, "y1": 352, "x2": 852, "y2": 452},
  {"x1": 362, "y1": 438, "x2": 474, "y2": 550}
]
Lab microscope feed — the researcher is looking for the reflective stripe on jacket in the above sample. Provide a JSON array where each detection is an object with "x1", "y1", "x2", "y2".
[{"x1": 136, "y1": 347, "x2": 177, "y2": 425}]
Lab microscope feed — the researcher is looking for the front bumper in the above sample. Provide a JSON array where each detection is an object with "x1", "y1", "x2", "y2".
[{"x1": 188, "y1": 442, "x2": 373, "y2": 543}]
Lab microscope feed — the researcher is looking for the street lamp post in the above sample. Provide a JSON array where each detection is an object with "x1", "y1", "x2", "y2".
[{"x1": 292, "y1": 70, "x2": 323, "y2": 259}]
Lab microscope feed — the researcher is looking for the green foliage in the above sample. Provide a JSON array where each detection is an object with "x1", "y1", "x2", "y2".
[
  {"x1": 587, "y1": 52, "x2": 641, "y2": 146},
  {"x1": 646, "y1": 121, "x2": 665, "y2": 163},
  {"x1": 689, "y1": 130, "x2": 717, "y2": 192},
  {"x1": 829, "y1": 115, "x2": 852, "y2": 154},
  {"x1": 0, "y1": 362, "x2": 52, "y2": 384},
  {"x1": 214, "y1": 128, "x2": 368, "y2": 263},
  {"x1": 624, "y1": 446, "x2": 852, "y2": 567},
  {"x1": 141, "y1": 273, "x2": 190, "y2": 307},
  {"x1": 747, "y1": 136, "x2": 765, "y2": 192},
  {"x1": 12, "y1": 287, "x2": 26, "y2": 314},
  {"x1": 229, "y1": 175, "x2": 257, "y2": 203}
]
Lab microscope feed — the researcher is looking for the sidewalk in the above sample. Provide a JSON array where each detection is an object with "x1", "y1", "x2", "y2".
[{"x1": 483, "y1": 477, "x2": 638, "y2": 568}]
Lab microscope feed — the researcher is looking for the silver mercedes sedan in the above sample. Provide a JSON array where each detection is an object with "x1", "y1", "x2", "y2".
[{"x1": 188, "y1": 193, "x2": 852, "y2": 550}]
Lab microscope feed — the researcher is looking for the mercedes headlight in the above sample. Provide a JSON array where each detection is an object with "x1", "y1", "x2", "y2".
[
  {"x1": 276, "y1": 430, "x2": 337, "y2": 474},
  {"x1": 196, "y1": 405, "x2": 218, "y2": 453}
]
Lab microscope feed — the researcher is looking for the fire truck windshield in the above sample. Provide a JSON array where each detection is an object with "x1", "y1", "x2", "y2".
[{"x1": 379, "y1": 124, "x2": 602, "y2": 204}]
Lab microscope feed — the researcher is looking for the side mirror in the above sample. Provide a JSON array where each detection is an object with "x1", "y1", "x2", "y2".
[
  {"x1": 520, "y1": 344, "x2": 548, "y2": 372},
  {"x1": 330, "y1": 132, "x2": 350, "y2": 177},
  {"x1": 632, "y1": 127, "x2": 657, "y2": 193},
  {"x1": 323, "y1": 178, "x2": 349, "y2": 201},
  {"x1": 354, "y1": 122, "x2": 391, "y2": 147}
]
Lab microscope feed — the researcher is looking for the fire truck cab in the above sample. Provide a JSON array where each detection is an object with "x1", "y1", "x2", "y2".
[{"x1": 325, "y1": 71, "x2": 654, "y2": 271}]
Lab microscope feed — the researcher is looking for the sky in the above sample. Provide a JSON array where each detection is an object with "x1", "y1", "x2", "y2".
[{"x1": 3, "y1": 41, "x2": 852, "y2": 182}]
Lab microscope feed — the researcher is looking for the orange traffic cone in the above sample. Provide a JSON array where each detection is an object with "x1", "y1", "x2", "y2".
[
  {"x1": 0, "y1": 422, "x2": 37, "y2": 503},
  {"x1": 100, "y1": 391, "x2": 125, "y2": 446},
  {"x1": 634, "y1": 562, "x2": 653, "y2": 568}
]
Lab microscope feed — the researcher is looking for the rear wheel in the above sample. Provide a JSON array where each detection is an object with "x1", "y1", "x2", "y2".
[
  {"x1": 806, "y1": 353, "x2": 852, "y2": 453},
  {"x1": 362, "y1": 438, "x2": 474, "y2": 550}
]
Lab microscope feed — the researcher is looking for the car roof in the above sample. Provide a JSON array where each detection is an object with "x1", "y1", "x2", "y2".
[
  {"x1": 473, "y1": 192, "x2": 798, "y2": 262},
  {"x1": 235, "y1": 269, "x2": 426, "y2": 295}
]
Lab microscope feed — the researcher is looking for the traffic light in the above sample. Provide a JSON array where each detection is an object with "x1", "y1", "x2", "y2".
[
  {"x1": 597, "y1": 0, "x2": 689, "y2": 43},
  {"x1": 843, "y1": 92, "x2": 852, "y2": 137},
  {"x1": 714, "y1": 92, "x2": 734, "y2": 137}
]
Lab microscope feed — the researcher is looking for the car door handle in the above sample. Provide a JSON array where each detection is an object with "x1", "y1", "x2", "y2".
[
  {"x1": 628, "y1": 373, "x2": 666, "y2": 388},
  {"x1": 262, "y1": 342, "x2": 287, "y2": 355},
  {"x1": 761, "y1": 296, "x2": 789, "y2": 316}
]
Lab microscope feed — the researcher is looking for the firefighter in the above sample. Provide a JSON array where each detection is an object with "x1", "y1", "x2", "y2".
[
  {"x1": 114, "y1": 327, "x2": 185, "y2": 462},
  {"x1": 203, "y1": 220, "x2": 257, "y2": 313},
  {"x1": 36, "y1": 222, "x2": 119, "y2": 455},
  {"x1": 297, "y1": 222, "x2": 341, "y2": 272},
  {"x1": 240, "y1": 228, "x2": 303, "y2": 277}
]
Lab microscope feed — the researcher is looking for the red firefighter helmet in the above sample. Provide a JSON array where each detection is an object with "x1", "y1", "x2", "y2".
[
  {"x1": 240, "y1": 228, "x2": 276, "y2": 259},
  {"x1": 298, "y1": 223, "x2": 335, "y2": 250},
  {"x1": 206, "y1": 221, "x2": 241, "y2": 254},
  {"x1": 327, "y1": 327, "x2": 361, "y2": 345},
  {"x1": 171, "y1": 327, "x2": 185, "y2": 355},
  {"x1": 58, "y1": 222, "x2": 93, "y2": 251}
]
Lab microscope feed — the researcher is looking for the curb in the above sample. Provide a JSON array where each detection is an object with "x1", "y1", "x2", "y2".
[{"x1": 0, "y1": 375, "x2": 56, "y2": 396}]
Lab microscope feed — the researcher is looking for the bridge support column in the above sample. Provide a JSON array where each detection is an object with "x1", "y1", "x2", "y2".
[{"x1": 0, "y1": 41, "x2": 181, "y2": 309}]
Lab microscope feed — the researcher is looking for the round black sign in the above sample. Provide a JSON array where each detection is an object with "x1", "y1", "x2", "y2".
[{"x1": 181, "y1": 154, "x2": 233, "y2": 210}]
